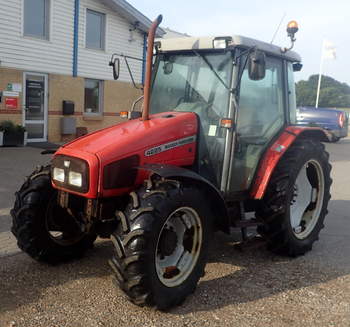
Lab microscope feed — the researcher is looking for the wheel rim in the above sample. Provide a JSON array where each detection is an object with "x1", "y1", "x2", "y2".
[
  {"x1": 45, "y1": 195, "x2": 86, "y2": 246},
  {"x1": 290, "y1": 159, "x2": 325, "y2": 239},
  {"x1": 155, "y1": 207, "x2": 203, "y2": 288}
]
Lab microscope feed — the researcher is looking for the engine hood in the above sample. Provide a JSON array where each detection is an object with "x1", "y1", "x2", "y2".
[
  {"x1": 59, "y1": 112, "x2": 197, "y2": 160},
  {"x1": 54, "y1": 112, "x2": 198, "y2": 198}
]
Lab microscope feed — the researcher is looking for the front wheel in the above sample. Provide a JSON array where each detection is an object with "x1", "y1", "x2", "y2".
[
  {"x1": 11, "y1": 166, "x2": 96, "y2": 263},
  {"x1": 257, "y1": 139, "x2": 332, "y2": 256},
  {"x1": 109, "y1": 178, "x2": 212, "y2": 310}
]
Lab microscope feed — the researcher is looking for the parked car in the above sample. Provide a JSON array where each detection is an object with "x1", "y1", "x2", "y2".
[{"x1": 296, "y1": 107, "x2": 349, "y2": 142}]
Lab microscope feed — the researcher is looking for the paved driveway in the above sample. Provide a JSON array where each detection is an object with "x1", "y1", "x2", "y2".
[
  {"x1": 0, "y1": 147, "x2": 48, "y2": 256},
  {"x1": 0, "y1": 139, "x2": 349, "y2": 327}
]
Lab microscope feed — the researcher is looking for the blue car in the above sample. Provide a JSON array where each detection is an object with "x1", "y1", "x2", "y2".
[{"x1": 296, "y1": 106, "x2": 349, "y2": 142}]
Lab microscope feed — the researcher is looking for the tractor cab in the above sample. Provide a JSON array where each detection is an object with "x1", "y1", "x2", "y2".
[{"x1": 148, "y1": 35, "x2": 301, "y2": 196}]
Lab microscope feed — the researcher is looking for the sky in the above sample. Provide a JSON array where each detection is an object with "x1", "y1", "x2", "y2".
[{"x1": 128, "y1": 0, "x2": 350, "y2": 85}]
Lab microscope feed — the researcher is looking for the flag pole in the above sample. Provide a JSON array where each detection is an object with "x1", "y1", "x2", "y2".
[{"x1": 315, "y1": 39, "x2": 325, "y2": 108}]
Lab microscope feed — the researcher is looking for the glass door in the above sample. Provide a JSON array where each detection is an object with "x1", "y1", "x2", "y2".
[
  {"x1": 23, "y1": 73, "x2": 48, "y2": 142},
  {"x1": 228, "y1": 56, "x2": 286, "y2": 193}
]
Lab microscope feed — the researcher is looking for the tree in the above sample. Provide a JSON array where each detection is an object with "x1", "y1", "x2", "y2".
[{"x1": 296, "y1": 75, "x2": 350, "y2": 108}]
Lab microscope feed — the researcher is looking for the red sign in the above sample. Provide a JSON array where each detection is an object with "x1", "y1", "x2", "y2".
[{"x1": 5, "y1": 97, "x2": 18, "y2": 109}]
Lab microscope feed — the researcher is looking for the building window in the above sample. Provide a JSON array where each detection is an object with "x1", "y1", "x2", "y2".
[
  {"x1": 86, "y1": 9, "x2": 105, "y2": 50},
  {"x1": 23, "y1": 0, "x2": 50, "y2": 39},
  {"x1": 84, "y1": 79, "x2": 103, "y2": 114}
]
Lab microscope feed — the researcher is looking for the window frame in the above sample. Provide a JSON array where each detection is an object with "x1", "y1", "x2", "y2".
[
  {"x1": 23, "y1": 0, "x2": 51, "y2": 40},
  {"x1": 84, "y1": 79, "x2": 104, "y2": 116},
  {"x1": 285, "y1": 61, "x2": 297, "y2": 125},
  {"x1": 85, "y1": 8, "x2": 106, "y2": 51}
]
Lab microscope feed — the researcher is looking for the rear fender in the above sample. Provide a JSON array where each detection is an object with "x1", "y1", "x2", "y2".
[
  {"x1": 137, "y1": 164, "x2": 230, "y2": 233},
  {"x1": 251, "y1": 126, "x2": 331, "y2": 200}
]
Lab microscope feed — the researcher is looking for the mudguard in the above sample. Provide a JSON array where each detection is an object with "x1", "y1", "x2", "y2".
[
  {"x1": 138, "y1": 163, "x2": 230, "y2": 233},
  {"x1": 251, "y1": 126, "x2": 332, "y2": 200}
]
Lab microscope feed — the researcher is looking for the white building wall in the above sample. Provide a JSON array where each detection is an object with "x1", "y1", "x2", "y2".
[
  {"x1": 0, "y1": 0, "x2": 145, "y2": 82},
  {"x1": 78, "y1": 0, "x2": 145, "y2": 83},
  {"x1": 0, "y1": 0, "x2": 74, "y2": 75}
]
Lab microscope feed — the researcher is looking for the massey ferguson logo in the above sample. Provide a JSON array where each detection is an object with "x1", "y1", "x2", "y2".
[{"x1": 145, "y1": 135, "x2": 196, "y2": 157}]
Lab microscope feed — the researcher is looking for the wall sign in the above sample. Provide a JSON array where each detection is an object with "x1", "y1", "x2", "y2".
[
  {"x1": 5, "y1": 97, "x2": 18, "y2": 109},
  {"x1": 7, "y1": 83, "x2": 22, "y2": 92},
  {"x1": 3, "y1": 91, "x2": 19, "y2": 97}
]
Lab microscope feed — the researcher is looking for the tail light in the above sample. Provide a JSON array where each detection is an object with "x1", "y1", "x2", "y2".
[{"x1": 338, "y1": 113, "x2": 345, "y2": 128}]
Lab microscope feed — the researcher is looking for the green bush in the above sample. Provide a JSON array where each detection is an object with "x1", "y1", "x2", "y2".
[{"x1": 0, "y1": 120, "x2": 26, "y2": 133}]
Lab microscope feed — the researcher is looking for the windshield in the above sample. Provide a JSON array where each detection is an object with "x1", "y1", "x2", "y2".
[
  {"x1": 150, "y1": 51, "x2": 233, "y2": 120},
  {"x1": 150, "y1": 51, "x2": 233, "y2": 187}
]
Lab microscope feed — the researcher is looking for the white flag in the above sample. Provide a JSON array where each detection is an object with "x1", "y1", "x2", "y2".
[{"x1": 323, "y1": 40, "x2": 336, "y2": 59}]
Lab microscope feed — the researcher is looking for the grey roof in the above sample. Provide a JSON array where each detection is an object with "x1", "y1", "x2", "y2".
[
  {"x1": 158, "y1": 35, "x2": 301, "y2": 62},
  {"x1": 162, "y1": 27, "x2": 191, "y2": 39},
  {"x1": 100, "y1": 0, "x2": 165, "y2": 37}
]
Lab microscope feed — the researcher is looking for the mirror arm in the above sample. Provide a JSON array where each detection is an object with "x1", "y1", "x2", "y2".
[
  {"x1": 131, "y1": 95, "x2": 144, "y2": 112},
  {"x1": 124, "y1": 57, "x2": 143, "y2": 90},
  {"x1": 234, "y1": 46, "x2": 257, "y2": 63},
  {"x1": 234, "y1": 47, "x2": 254, "y2": 88},
  {"x1": 111, "y1": 52, "x2": 144, "y2": 62}
]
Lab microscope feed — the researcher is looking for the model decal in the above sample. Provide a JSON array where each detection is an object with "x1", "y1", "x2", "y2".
[{"x1": 145, "y1": 135, "x2": 196, "y2": 157}]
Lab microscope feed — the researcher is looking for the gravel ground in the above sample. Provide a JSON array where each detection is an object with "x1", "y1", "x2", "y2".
[{"x1": 0, "y1": 138, "x2": 350, "y2": 327}]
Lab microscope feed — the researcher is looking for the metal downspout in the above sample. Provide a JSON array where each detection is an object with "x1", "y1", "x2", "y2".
[
  {"x1": 142, "y1": 33, "x2": 147, "y2": 85},
  {"x1": 73, "y1": 0, "x2": 80, "y2": 77}
]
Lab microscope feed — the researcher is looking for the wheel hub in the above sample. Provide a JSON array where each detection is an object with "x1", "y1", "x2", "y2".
[
  {"x1": 158, "y1": 227, "x2": 178, "y2": 257},
  {"x1": 155, "y1": 207, "x2": 203, "y2": 288},
  {"x1": 290, "y1": 160, "x2": 325, "y2": 239}
]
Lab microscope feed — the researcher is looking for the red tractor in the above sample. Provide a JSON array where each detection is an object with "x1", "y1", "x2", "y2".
[{"x1": 11, "y1": 17, "x2": 332, "y2": 310}]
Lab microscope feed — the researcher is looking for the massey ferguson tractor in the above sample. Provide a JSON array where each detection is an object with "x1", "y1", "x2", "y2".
[{"x1": 11, "y1": 16, "x2": 332, "y2": 310}]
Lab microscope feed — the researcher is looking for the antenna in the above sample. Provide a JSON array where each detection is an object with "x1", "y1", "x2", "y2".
[{"x1": 270, "y1": 12, "x2": 286, "y2": 44}]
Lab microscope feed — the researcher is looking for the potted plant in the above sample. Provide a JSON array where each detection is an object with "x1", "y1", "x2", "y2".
[
  {"x1": 0, "y1": 124, "x2": 3, "y2": 146},
  {"x1": 0, "y1": 120, "x2": 26, "y2": 146}
]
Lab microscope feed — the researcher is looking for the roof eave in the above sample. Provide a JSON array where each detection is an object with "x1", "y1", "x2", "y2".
[{"x1": 100, "y1": 0, "x2": 165, "y2": 37}]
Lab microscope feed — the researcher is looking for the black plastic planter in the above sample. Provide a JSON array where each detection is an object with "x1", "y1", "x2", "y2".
[{"x1": 3, "y1": 131, "x2": 25, "y2": 146}]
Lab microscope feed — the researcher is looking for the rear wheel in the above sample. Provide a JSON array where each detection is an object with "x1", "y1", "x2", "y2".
[
  {"x1": 11, "y1": 166, "x2": 96, "y2": 263},
  {"x1": 257, "y1": 139, "x2": 332, "y2": 256},
  {"x1": 109, "y1": 178, "x2": 212, "y2": 310}
]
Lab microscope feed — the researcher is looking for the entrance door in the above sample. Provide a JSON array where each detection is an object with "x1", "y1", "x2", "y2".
[{"x1": 23, "y1": 73, "x2": 48, "y2": 142}]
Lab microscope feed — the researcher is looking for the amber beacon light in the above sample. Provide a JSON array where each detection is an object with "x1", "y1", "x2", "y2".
[{"x1": 287, "y1": 21, "x2": 299, "y2": 40}]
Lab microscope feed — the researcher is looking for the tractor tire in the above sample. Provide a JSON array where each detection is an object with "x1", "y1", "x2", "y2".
[
  {"x1": 256, "y1": 139, "x2": 332, "y2": 257},
  {"x1": 11, "y1": 165, "x2": 96, "y2": 264},
  {"x1": 109, "y1": 178, "x2": 213, "y2": 310}
]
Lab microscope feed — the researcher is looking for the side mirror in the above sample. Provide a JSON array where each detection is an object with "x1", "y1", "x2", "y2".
[
  {"x1": 248, "y1": 50, "x2": 266, "y2": 81},
  {"x1": 163, "y1": 62, "x2": 173, "y2": 75},
  {"x1": 109, "y1": 57, "x2": 120, "y2": 80}
]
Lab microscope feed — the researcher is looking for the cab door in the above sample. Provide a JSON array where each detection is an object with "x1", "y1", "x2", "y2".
[{"x1": 228, "y1": 56, "x2": 286, "y2": 193}]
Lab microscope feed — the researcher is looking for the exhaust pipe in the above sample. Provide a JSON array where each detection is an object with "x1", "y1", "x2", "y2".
[{"x1": 142, "y1": 15, "x2": 163, "y2": 121}]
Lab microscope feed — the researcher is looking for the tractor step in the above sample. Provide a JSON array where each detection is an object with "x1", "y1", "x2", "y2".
[
  {"x1": 235, "y1": 235, "x2": 267, "y2": 252},
  {"x1": 233, "y1": 219, "x2": 263, "y2": 228}
]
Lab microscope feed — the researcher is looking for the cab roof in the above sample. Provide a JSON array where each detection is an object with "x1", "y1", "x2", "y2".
[{"x1": 158, "y1": 35, "x2": 301, "y2": 62}]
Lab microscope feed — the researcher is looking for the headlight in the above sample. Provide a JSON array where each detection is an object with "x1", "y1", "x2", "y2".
[
  {"x1": 69, "y1": 171, "x2": 82, "y2": 187},
  {"x1": 53, "y1": 167, "x2": 65, "y2": 183},
  {"x1": 51, "y1": 155, "x2": 89, "y2": 193}
]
